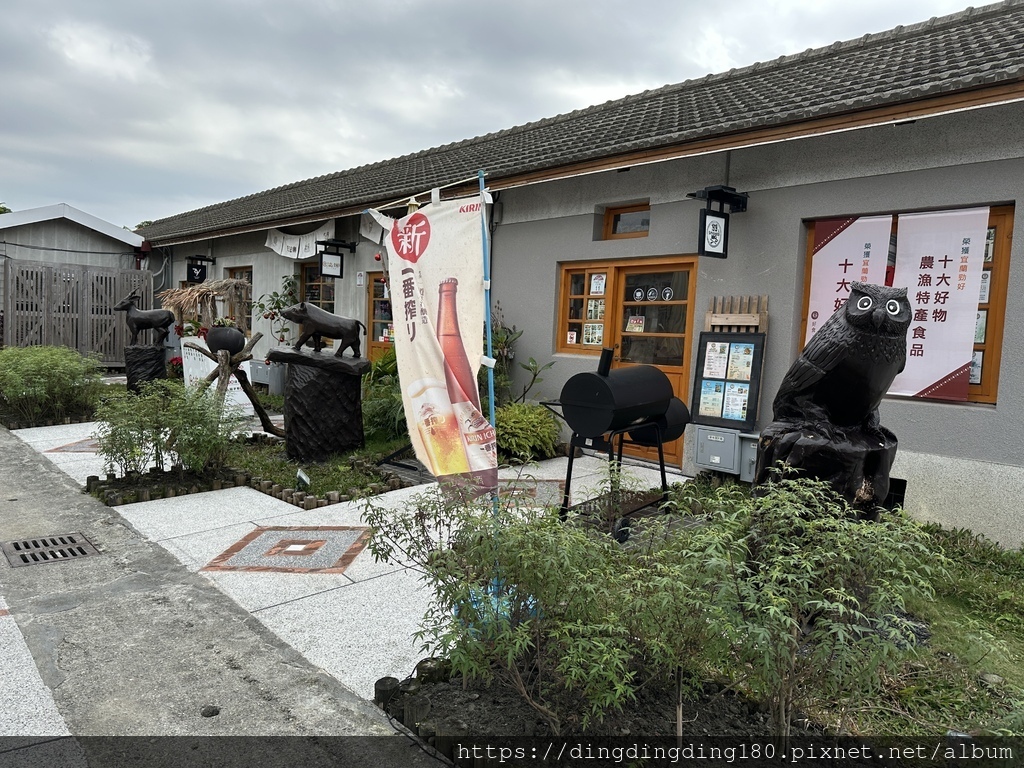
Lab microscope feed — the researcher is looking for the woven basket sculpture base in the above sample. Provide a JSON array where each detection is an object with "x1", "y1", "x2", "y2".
[
  {"x1": 124, "y1": 345, "x2": 167, "y2": 393},
  {"x1": 284, "y1": 364, "x2": 364, "y2": 462}
]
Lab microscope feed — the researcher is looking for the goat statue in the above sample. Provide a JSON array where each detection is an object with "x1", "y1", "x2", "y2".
[{"x1": 114, "y1": 288, "x2": 175, "y2": 346}]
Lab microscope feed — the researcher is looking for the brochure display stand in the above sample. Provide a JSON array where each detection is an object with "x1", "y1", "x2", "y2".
[{"x1": 691, "y1": 296, "x2": 768, "y2": 479}]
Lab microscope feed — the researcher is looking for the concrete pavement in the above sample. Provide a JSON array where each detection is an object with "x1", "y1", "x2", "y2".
[{"x1": 0, "y1": 421, "x2": 679, "y2": 765}]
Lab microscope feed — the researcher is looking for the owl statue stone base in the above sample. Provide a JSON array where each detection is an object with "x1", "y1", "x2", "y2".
[{"x1": 754, "y1": 282, "x2": 912, "y2": 514}]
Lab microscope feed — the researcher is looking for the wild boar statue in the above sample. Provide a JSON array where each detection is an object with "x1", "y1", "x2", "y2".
[{"x1": 279, "y1": 302, "x2": 366, "y2": 358}]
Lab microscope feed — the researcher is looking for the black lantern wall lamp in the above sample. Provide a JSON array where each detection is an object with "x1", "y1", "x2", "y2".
[
  {"x1": 686, "y1": 185, "x2": 749, "y2": 259},
  {"x1": 316, "y1": 238, "x2": 357, "y2": 279}
]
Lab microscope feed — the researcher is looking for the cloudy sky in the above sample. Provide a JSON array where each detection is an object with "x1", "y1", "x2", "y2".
[{"x1": 1, "y1": 1, "x2": 973, "y2": 230}]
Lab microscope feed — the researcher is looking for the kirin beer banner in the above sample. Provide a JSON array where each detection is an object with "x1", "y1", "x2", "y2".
[
  {"x1": 368, "y1": 195, "x2": 498, "y2": 494},
  {"x1": 888, "y1": 207, "x2": 989, "y2": 400}
]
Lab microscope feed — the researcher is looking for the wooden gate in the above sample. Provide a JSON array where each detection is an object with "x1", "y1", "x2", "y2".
[{"x1": 3, "y1": 259, "x2": 153, "y2": 366}]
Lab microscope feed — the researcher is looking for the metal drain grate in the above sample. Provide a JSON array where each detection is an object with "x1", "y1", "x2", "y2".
[{"x1": 2, "y1": 533, "x2": 101, "y2": 568}]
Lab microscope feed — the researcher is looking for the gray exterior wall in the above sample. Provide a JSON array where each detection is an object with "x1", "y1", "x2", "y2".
[
  {"x1": 168, "y1": 218, "x2": 384, "y2": 360},
  {"x1": 489, "y1": 101, "x2": 1024, "y2": 546}
]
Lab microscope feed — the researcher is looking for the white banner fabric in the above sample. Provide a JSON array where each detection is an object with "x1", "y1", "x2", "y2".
[
  {"x1": 359, "y1": 213, "x2": 385, "y2": 245},
  {"x1": 370, "y1": 195, "x2": 497, "y2": 493},
  {"x1": 181, "y1": 337, "x2": 255, "y2": 415},
  {"x1": 265, "y1": 222, "x2": 335, "y2": 259},
  {"x1": 888, "y1": 207, "x2": 989, "y2": 400},
  {"x1": 804, "y1": 216, "x2": 893, "y2": 345}
]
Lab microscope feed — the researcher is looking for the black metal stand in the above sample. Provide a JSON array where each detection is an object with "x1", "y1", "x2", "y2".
[{"x1": 558, "y1": 422, "x2": 669, "y2": 520}]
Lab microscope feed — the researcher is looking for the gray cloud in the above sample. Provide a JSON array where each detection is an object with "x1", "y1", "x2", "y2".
[{"x1": 1, "y1": 0, "x2": 971, "y2": 229}]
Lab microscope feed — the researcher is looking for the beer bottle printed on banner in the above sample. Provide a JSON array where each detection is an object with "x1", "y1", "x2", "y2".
[
  {"x1": 436, "y1": 278, "x2": 498, "y2": 474},
  {"x1": 406, "y1": 378, "x2": 470, "y2": 475}
]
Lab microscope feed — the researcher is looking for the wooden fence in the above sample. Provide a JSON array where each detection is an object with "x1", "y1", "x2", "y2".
[{"x1": 3, "y1": 259, "x2": 154, "y2": 366}]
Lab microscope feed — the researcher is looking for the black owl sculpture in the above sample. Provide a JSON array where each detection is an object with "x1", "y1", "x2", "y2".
[
  {"x1": 773, "y1": 283, "x2": 912, "y2": 427},
  {"x1": 755, "y1": 282, "x2": 912, "y2": 513}
]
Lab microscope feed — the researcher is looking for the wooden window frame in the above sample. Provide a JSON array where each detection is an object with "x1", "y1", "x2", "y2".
[
  {"x1": 556, "y1": 256, "x2": 698, "y2": 358},
  {"x1": 801, "y1": 205, "x2": 1012, "y2": 405},
  {"x1": 602, "y1": 204, "x2": 650, "y2": 240},
  {"x1": 558, "y1": 265, "x2": 610, "y2": 354},
  {"x1": 366, "y1": 270, "x2": 394, "y2": 361},
  {"x1": 299, "y1": 262, "x2": 335, "y2": 310},
  {"x1": 972, "y1": 205, "x2": 1012, "y2": 403},
  {"x1": 226, "y1": 266, "x2": 253, "y2": 334},
  {"x1": 299, "y1": 261, "x2": 336, "y2": 346}
]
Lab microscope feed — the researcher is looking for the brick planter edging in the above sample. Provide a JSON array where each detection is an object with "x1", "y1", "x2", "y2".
[{"x1": 87, "y1": 436, "x2": 418, "y2": 507}]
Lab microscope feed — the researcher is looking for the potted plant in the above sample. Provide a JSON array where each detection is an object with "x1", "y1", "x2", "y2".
[
  {"x1": 175, "y1": 319, "x2": 207, "y2": 339},
  {"x1": 253, "y1": 275, "x2": 299, "y2": 395},
  {"x1": 167, "y1": 356, "x2": 184, "y2": 379},
  {"x1": 253, "y1": 274, "x2": 299, "y2": 345},
  {"x1": 206, "y1": 316, "x2": 246, "y2": 356}
]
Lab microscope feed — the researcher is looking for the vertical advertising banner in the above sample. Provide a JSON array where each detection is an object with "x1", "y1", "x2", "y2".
[
  {"x1": 888, "y1": 208, "x2": 989, "y2": 400},
  {"x1": 804, "y1": 216, "x2": 893, "y2": 345},
  {"x1": 369, "y1": 196, "x2": 498, "y2": 494}
]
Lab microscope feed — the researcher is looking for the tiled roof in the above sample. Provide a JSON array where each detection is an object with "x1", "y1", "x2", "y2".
[{"x1": 140, "y1": 1, "x2": 1024, "y2": 244}]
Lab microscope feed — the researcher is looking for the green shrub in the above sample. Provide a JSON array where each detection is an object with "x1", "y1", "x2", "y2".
[
  {"x1": 0, "y1": 345, "x2": 103, "y2": 426},
  {"x1": 167, "y1": 386, "x2": 247, "y2": 473},
  {"x1": 481, "y1": 303, "x2": 555, "y2": 406},
  {"x1": 365, "y1": 469, "x2": 943, "y2": 742},
  {"x1": 363, "y1": 486, "x2": 634, "y2": 734},
  {"x1": 495, "y1": 402, "x2": 560, "y2": 463},
  {"x1": 483, "y1": 303, "x2": 522, "y2": 406},
  {"x1": 95, "y1": 380, "x2": 245, "y2": 477},
  {"x1": 256, "y1": 391, "x2": 285, "y2": 413},
  {"x1": 719, "y1": 472, "x2": 941, "y2": 751},
  {"x1": 223, "y1": 440, "x2": 385, "y2": 496},
  {"x1": 363, "y1": 476, "x2": 742, "y2": 735},
  {"x1": 361, "y1": 347, "x2": 407, "y2": 441},
  {"x1": 94, "y1": 380, "x2": 177, "y2": 476}
]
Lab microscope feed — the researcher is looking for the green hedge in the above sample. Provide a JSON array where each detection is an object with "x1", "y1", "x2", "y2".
[{"x1": 0, "y1": 346, "x2": 103, "y2": 426}]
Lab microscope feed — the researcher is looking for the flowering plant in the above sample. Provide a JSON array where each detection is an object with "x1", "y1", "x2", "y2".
[
  {"x1": 175, "y1": 320, "x2": 207, "y2": 338},
  {"x1": 167, "y1": 356, "x2": 184, "y2": 379}
]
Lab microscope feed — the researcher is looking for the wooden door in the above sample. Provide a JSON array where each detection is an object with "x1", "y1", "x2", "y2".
[{"x1": 607, "y1": 259, "x2": 697, "y2": 466}]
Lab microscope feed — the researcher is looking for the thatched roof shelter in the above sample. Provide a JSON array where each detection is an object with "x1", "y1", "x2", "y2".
[{"x1": 157, "y1": 278, "x2": 252, "y2": 332}]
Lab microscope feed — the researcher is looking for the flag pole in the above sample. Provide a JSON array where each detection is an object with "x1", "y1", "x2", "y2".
[
  {"x1": 478, "y1": 170, "x2": 497, "y2": 437},
  {"x1": 479, "y1": 171, "x2": 502, "y2": 610}
]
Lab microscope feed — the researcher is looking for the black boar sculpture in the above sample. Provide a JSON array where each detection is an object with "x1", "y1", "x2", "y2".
[{"x1": 279, "y1": 302, "x2": 366, "y2": 358}]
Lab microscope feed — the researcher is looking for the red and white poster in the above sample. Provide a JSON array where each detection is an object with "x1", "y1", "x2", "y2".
[
  {"x1": 368, "y1": 195, "x2": 498, "y2": 494},
  {"x1": 888, "y1": 207, "x2": 989, "y2": 400},
  {"x1": 804, "y1": 215, "x2": 892, "y2": 345}
]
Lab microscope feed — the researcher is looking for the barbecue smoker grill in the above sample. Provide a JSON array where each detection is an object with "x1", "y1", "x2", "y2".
[{"x1": 548, "y1": 348, "x2": 690, "y2": 521}]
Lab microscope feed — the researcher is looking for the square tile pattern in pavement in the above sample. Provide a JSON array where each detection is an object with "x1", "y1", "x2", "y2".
[
  {"x1": 6, "y1": 422, "x2": 686, "y2": 705},
  {"x1": 203, "y1": 526, "x2": 370, "y2": 573}
]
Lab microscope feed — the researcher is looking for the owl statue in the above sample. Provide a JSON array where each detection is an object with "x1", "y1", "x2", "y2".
[{"x1": 773, "y1": 282, "x2": 912, "y2": 428}]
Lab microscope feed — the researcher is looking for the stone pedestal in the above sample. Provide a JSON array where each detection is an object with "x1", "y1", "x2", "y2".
[
  {"x1": 267, "y1": 347, "x2": 371, "y2": 462},
  {"x1": 124, "y1": 345, "x2": 167, "y2": 393},
  {"x1": 754, "y1": 419, "x2": 897, "y2": 515}
]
